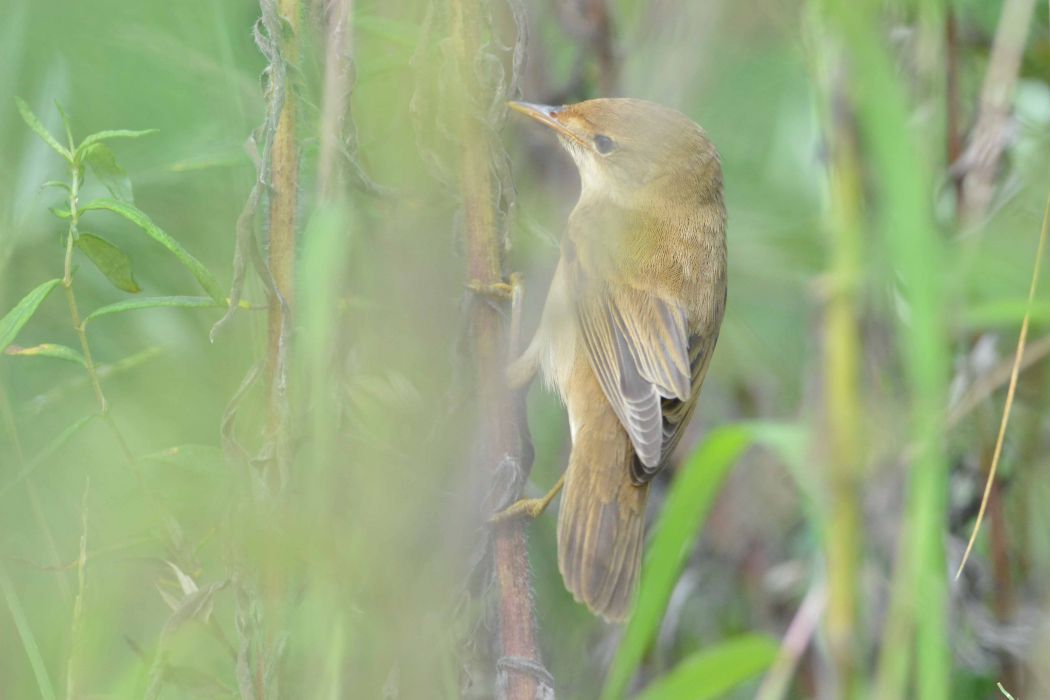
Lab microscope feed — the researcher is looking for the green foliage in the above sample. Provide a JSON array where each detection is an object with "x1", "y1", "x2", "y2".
[
  {"x1": 76, "y1": 233, "x2": 141, "y2": 293},
  {"x1": 82, "y1": 144, "x2": 134, "y2": 202},
  {"x1": 604, "y1": 425, "x2": 753, "y2": 700},
  {"x1": 4, "y1": 342, "x2": 86, "y2": 366},
  {"x1": 14, "y1": 96, "x2": 71, "y2": 162},
  {"x1": 633, "y1": 635, "x2": 778, "y2": 700},
  {"x1": 79, "y1": 199, "x2": 224, "y2": 303},
  {"x1": 3, "y1": 1, "x2": 1050, "y2": 699},
  {"x1": 0, "y1": 279, "x2": 62, "y2": 353},
  {"x1": 83, "y1": 296, "x2": 223, "y2": 327}
]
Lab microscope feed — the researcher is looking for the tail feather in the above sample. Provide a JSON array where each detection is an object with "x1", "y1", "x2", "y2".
[{"x1": 557, "y1": 397, "x2": 649, "y2": 622}]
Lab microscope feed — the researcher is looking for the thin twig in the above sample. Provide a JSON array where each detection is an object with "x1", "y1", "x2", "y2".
[{"x1": 956, "y1": 193, "x2": 1050, "y2": 579}]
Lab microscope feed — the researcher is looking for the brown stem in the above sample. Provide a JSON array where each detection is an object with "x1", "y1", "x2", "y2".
[
  {"x1": 450, "y1": 0, "x2": 545, "y2": 697},
  {"x1": 268, "y1": 0, "x2": 301, "y2": 487}
]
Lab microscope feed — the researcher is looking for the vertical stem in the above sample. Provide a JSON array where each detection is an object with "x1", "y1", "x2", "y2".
[
  {"x1": 62, "y1": 161, "x2": 144, "y2": 487},
  {"x1": 268, "y1": 0, "x2": 301, "y2": 486},
  {"x1": 449, "y1": 0, "x2": 544, "y2": 697},
  {"x1": 823, "y1": 97, "x2": 864, "y2": 698}
]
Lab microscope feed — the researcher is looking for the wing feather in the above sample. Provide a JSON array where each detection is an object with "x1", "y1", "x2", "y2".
[{"x1": 572, "y1": 272, "x2": 691, "y2": 470}]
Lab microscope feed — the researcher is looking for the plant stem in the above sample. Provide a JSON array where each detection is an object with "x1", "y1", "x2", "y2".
[
  {"x1": 267, "y1": 0, "x2": 301, "y2": 489},
  {"x1": 449, "y1": 0, "x2": 545, "y2": 697},
  {"x1": 822, "y1": 82, "x2": 864, "y2": 699},
  {"x1": 62, "y1": 155, "x2": 142, "y2": 488}
]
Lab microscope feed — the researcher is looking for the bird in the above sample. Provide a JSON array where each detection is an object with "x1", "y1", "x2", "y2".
[{"x1": 499, "y1": 98, "x2": 727, "y2": 622}]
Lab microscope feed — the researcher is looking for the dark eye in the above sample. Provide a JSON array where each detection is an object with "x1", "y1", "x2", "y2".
[{"x1": 593, "y1": 134, "x2": 615, "y2": 154}]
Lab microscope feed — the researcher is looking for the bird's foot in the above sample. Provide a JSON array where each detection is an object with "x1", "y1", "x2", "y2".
[
  {"x1": 467, "y1": 272, "x2": 523, "y2": 301},
  {"x1": 490, "y1": 475, "x2": 564, "y2": 524}
]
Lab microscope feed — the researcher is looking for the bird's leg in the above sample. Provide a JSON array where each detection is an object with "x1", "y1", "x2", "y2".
[
  {"x1": 466, "y1": 272, "x2": 528, "y2": 361},
  {"x1": 468, "y1": 272, "x2": 541, "y2": 390},
  {"x1": 490, "y1": 474, "x2": 565, "y2": 523},
  {"x1": 466, "y1": 271, "x2": 522, "y2": 305}
]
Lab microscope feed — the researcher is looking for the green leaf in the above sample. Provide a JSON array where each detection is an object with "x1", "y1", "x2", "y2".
[
  {"x1": 602, "y1": 425, "x2": 753, "y2": 700},
  {"x1": 0, "y1": 279, "x2": 62, "y2": 354},
  {"x1": 76, "y1": 232, "x2": 141, "y2": 293},
  {"x1": 49, "y1": 207, "x2": 72, "y2": 220},
  {"x1": 633, "y1": 635, "x2": 778, "y2": 700},
  {"x1": 82, "y1": 143, "x2": 133, "y2": 202},
  {"x1": 4, "y1": 343, "x2": 86, "y2": 366},
  {"x1": 14, "y1": 97, "x2": 71, "y2": 162},
  {"x1": 80, "y1": 199, "x2": 225, "y2": 303},
  {"x1": 83, "y1": 296, "x2": 220, "y2": 327},
  {"x1": 55, "y1": 101, "x2": 75, "y2": 152},
  {"x1": 40, "y1": 180, "x2": 71, "y2": 193},
  {"x1": 77, "y1": 128, "x2": 158, "y2": 153}
]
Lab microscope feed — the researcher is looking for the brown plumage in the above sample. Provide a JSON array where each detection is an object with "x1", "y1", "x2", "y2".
[{"x1": 508, "y1": 98, "x2": 727, "y2": 621}]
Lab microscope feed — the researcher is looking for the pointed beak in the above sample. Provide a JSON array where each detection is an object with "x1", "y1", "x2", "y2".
[{"x1": 508, "y1": 101, "x2": 586, "y2": 146}]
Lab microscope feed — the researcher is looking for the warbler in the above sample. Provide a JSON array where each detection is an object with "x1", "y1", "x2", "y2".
[{"x1": 502, "y1": 98, "x2": 727, "y2": 622}]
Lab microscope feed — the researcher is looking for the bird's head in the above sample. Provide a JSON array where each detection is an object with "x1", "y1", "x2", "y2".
[{"x1": 509, "y1": 98, "x2": 721, "y2": 206}]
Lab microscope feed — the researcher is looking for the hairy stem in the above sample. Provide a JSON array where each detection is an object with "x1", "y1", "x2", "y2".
[
  {"x1": 449, "y1": 0, "x2": 545, "y2": 696},
  {"x1": 267, "y1": 0, "x2": 302, "y2": 488}
]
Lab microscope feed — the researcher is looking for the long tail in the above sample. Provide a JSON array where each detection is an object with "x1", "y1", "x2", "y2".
[{"x1": 557, "y1": 366, "x2": 649, "y2": 622}]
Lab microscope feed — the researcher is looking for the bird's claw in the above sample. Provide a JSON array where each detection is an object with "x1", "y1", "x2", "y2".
[{"x1": 467, "y1": 272, "x2": 523, "y2": 301}]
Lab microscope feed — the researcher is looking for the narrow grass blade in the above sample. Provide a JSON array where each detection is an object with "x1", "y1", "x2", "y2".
[
  {"x1": 76, "y1": 128, "x2": 158, "y2": 154},
  {"x1": 0, "y1": 279, "x2": 62, "y2": 353},
  {"x1": 634, "y1": 635, "x2": 778, "y2": 700},
  {"x1": 0, "y1": 564, "x2": 58, "y2": 700},
  {"x1": 14, "y1": 96, "x2": 70, "y2": 162},
  {"x1": 5, "y1": 343, "x2": 86, "y2": 366},
  {"x1": 80, "y1": 199, "x2": 225, "y2": 303},
  {"x1": 83, "y1": 296, "x2": 221, "y2": 327},
  {"x1": 602, "y1": 425, "x2": 753, "y2": 700},
  {"x1": 956, "y1": 193, "x2": 1050, "y2": 580}
]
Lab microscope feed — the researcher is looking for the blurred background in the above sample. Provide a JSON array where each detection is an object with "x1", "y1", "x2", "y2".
[{"x1": 2, "y1": 0, "x2": 1050, "y2": 698}]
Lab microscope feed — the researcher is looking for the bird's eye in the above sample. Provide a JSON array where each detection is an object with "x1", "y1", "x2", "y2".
[{"x1": 593, "y1": 134, "x2": 615, "y2": 154}]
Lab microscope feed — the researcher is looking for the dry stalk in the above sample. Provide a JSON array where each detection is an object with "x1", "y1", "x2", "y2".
[
  {"x1": 449, "y1": 0, "x2": 547, "y2": 697},
  {"x1": 267, "y1": 0, "x2": 301, "y2": 488}
]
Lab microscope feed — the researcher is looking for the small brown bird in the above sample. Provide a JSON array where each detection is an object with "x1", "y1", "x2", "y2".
[{"x1": 502, "y1": 98, "x2": 727, "y2": 621}]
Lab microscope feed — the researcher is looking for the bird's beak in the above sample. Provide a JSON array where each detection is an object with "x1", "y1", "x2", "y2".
[{"x1": 508, "y1": 101, "x2": 586, "y2": 147}]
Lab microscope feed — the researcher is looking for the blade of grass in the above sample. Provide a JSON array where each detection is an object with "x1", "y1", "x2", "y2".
[
  {"x1": 956, "y1": 193, "x2": 1050, "y2": 579},
  {"x1": 601, "y1": 424, "x2": 752, "y2": 700},
  {"x1": 75, "y1": 128, "x2": 158, "y2": 154},
  {"x1": 823, "y1": 2, "x2": 950, "y2": 698},
  {"x1": 83, "y1": 296, "x2": 222, "y2": 327},
  {"x1": 4, "y1": 343, "x2": 86, "y2": 366},
  {"x1": 14, "y1": 97, "x2": 70, "y2": 162},
  {"x1": 634, "y1": 634, "x2": 778, "y2": 700},
  {"x1": 0, "y1": 279, "x2": 62, "y2": 353},
  {"x1": 0, "y1": 564, "x2": 58, "y2": 700}
]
